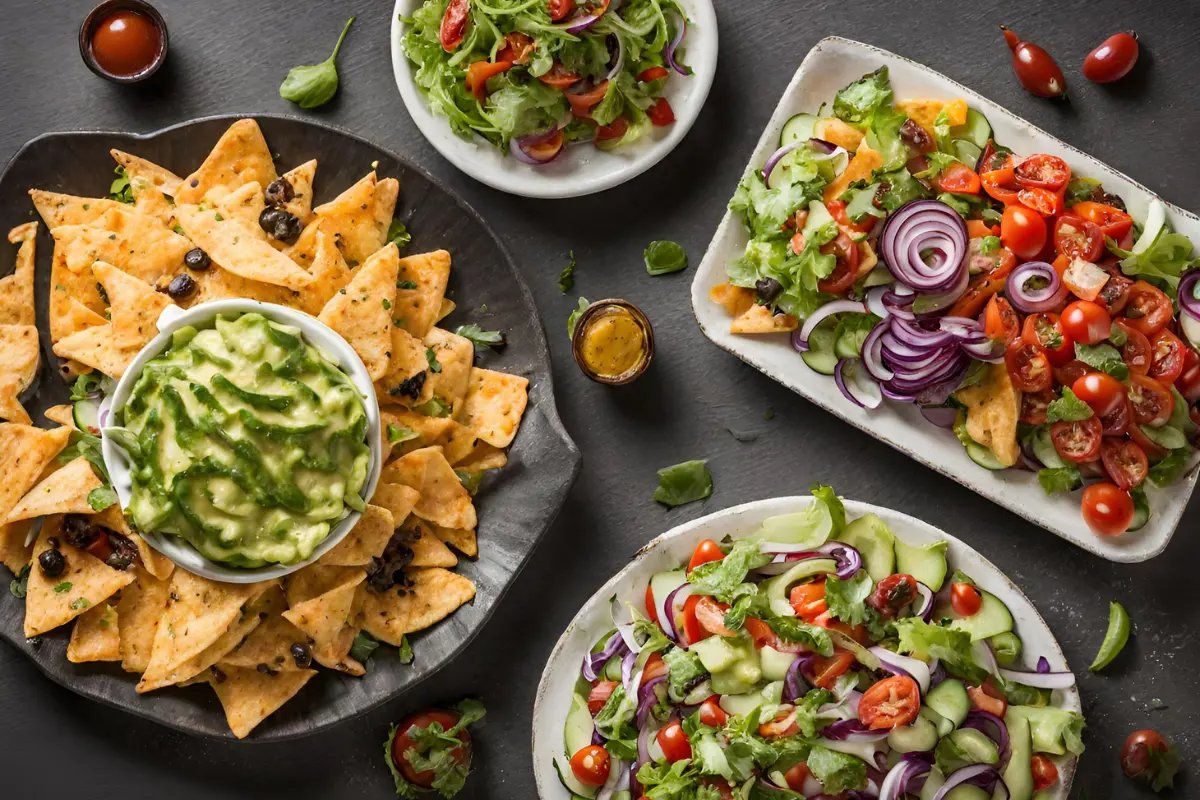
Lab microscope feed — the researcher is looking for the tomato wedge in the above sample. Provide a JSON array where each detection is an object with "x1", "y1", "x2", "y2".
[
  {"x1": 1017, "y1": 187, "x2": 1064, "y2": 217},
  {"x1": 1101, "y1": 438, "x2": 1149, "y2": 490},
  {"x1": 809, "y1": 650, "x2": 856, "y2": 689},
  {"x1": 464, "y1": 60, "x2": 512, "y2": 101},
  {"x1": 1071, "y1": 201, "x2": 1134, "y2": 240},
  {"x1": 937, "y1": 162, "x2": 981, "y2": 194},
  {"x1": 495, "y1": 32, "x2": 535, "y2": 64},
  {"x1": 547, "y1": 0, "x2": 575, "y2": 22},
  {"x1": 1127, "y1": 374, "x2": 1174, "y2": 427},
  {"x1": 982, "y1": 166, "x2": 1020, "y2": 205},
  {"x1": 1051, "y1": 417, "x2": 1103, "y2": 463},
  {"x1": 859, "y1": 676, "x2": 921, "y2": 729},
  {"x1": 694, "y1": 597, "x2": 735, "y2": 637},
  {"x1": 1053, "y1": 216, "x2": 1104, "y2": 262},
  {"x1": 566, "y1": 80, "x2": 609, "y2": 118},
  {"x1": 1014, "y1": 154, "x2": 1071, "y2": 191},
  {"x1": 647, "y1": 97, "x2": 675, "y2": 127},
  {"x1": 595, "y1": 117, "x2": 630, "y2": 143},
  {"x1": 983, "y1": 295, "x2": 1021, "y2": 346},
  {"x1": 538, "y1": 62, "x2": 581, "y2": 89},
  {"x1": 1006, "y1": 342, "x2": 1053, "y2": 392},
  {"x1": 1115, "y1": 319, "x2": 1152, "y2": 375},
  {"x1": 439, "y1": 0, "x2": 470, "y2": 51},
  {"x1": 638, "y1": 66, "x2": 670, "y2": 82}
]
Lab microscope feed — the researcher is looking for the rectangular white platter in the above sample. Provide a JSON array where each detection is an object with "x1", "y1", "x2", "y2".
[{"x1": 691, "y1": 36, "x2": 1200, "y2": 562}]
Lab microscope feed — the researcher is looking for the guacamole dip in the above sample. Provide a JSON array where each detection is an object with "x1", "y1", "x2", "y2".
[{"x1": 113, "y1": 312, "x2": 371, "y2": 567}]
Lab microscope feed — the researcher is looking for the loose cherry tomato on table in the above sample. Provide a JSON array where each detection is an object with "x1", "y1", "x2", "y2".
[
  {"x1": 967, "y1": 682, "x2": 1007, "y2": 717},
  {"x1": 1149, "y1": 329, "x2": 1186, "y2": 384},
  {"x1": 1020, "y1": 390, "x2": 1055, "y2": 424},
  {"x1": 698, "y1": 695, "x2": 728, "y2": 728},
  {"x1": 789, "y1": 580, "x2": 828, "y2": 622},
  {"x1": 547, "y1": 0, "x2": 576, "y2": 22},
  {"x1": 1123, "y1": 281, "x2": 1173, "y2": 335},
  {"x1": 1073, "y1": 371, "x2": 1126, "y2": 416},
  {"x1": 1060, "y1": 300, "x2": 1112, "y2": 346},
  {"x1": 1115, "y1": 319, "x2": 1152, "y2": 374},
  {"x1": 1101, "y1": 438, "x2": 1149, "y2": 490},
  {"x1": 694, "y1": 596, "x2": 735, "y2": 637},
  {"x1": 1001, "y1": 204, "x2": 1048, "y2": 260},
  {"x1": 390, "y1": 709, "x2": 473, "y2": 788},
  {"x1": 859, "y1": 676, "x2": 921, "y2": 729},
  {"x1": 656, "y1": 719, "x2": 692, "y2": 763},
  {"x1": 1121, "y1": 729, "x2": 1177, "y2": 788},
  {"x1": 983, "y1": 295, "x2": 1022, "y2": 346},
  {"x1": 1014, "y1": 154, "x2": 1071, "y2": 191},
  {"x1": 783, "y1": 763, "x2": 812, "y2": 792},
  {"x1": 570, "y1": 745, "x2": 610, "y2": 786},
  {"x1": 439, "y1": 0, "x2": 470, "y2": 51},
  {"x1": 866, "y1": 573, "x2": 918, "y2": 618},
  {"x1": 951, "y1": 582, "x2": 983, "y2": 616},
  {"x1": 1084, "y1": 32, "x2": 1140, "y2": 84},
  {"x1": 1127, "y1": 373, "x2": 1174, "y2": 427},
  {"x1": 1022, "y1": 313, "x2": 1074, "y2": 366},
  {"x1": 1031, "y1": 754, "x2": 1060, "y2": 791},
  {"x1": 1017, "y1": 187, "x2": 1063, "y2": 217},
  {"x1": 1071, "y1": 202, "x2": 1134, "y2": 240},
  {"x1": 688, "y1": 539, "x2": 724, "y2": 572},
  {"x1": 809, "y1": 650, "x2": 856, "y2": 689},
  {"x1": 647, "y1": 97, "x2": 675, "y2": 127},
  {"x1": 1082, "y1": 482, "x2": 1135, "y2": 536},
  {"x1": 1053, "y1": 216, "x2": 1105, "y2": 262},
  {"x1": 1006, "y1": 342, "x2": 1053, "y2": 392},
  {"x1": 1051, "y1": 417, "x2": 1104, "y2": 463},
  {"x1": 1001, "y1": 27, "x2": 1068, "y2": 98},
  {"x1": 587, "y1": 680, "x2": 618, "y2": 713},
  {"x1": 937, "y1": 162, "x2": 981, "y2": 194},
  {"x1": 817, "y1": 232, "x2": 862, "y2": 294}
]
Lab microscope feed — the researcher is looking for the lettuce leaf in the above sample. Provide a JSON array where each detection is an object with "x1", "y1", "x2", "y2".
[
  {"x1": 824, "y1": 570, "x2": 873, "y2": 626},
  {"x1": 805, "y1": 745, "x2": 867, "y2": 794},
  {"x1": 833, "y1": 67, "x2": 894, "y2": 126},
  {"x1": 894, "y1": 617, "x2": 988, "y2": 684}
]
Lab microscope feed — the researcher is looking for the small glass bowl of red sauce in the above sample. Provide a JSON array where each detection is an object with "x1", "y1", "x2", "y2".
[{"x1": 79, "y1": 0, "x2": 168, "y2": 83}]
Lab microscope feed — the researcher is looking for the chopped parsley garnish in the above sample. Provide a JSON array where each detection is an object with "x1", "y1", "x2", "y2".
[
  {"x1": 425, "y1": 348, "x2": 443, "y2": 374},
  {"x1": 54, "y1": 582, "x2": 73, "y2": 594},
  {"x1": 559, "y1": 250, "x2": 576, "y2": 293},
  {"x1": 349, "y1": 630, "x2": 380, "y2": 663},
  {"x1": 653, "y1": 460, "x2": 712, "y2": 507},
  {"x1": 9, "y1": 564, "x2": 30, "y2": 599},
  {"x1": 387, "y1": 218, "x2": 411, "y2": 251},
  {"x1": 397, "y1": 280, "x2": 419, "y2": 290},
  {"x1": 453, "y1": 323, "x2": 504, "y2": 351},
  {"x1": 108, "y1": 165, "x2": 134, "y2": 204},
  {"x1": 398, "y1": 635, "x2": 414, "y2": 665},
  {"x1": 387, "y1": 424, "x2": 420, "y2": 444}
]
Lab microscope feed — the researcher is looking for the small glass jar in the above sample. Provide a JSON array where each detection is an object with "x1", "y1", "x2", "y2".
[{"x1": 571, "y1": 299, "x2": 654, "y2": 385}]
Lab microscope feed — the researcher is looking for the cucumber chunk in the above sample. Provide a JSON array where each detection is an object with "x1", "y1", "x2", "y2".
[
  {"x1": 564, "y1": 693, "x2": 595, "y2": 755},
  {"x1": 887, "y1": 715, "x2": 939, "y2": 753},
  {"x1": 837, "y1": 513, "x2": 895, "y2": 581},
  {"x1": 73, "y1": 399, "x2": 102, "y2": 435},
  {"x1": 554, "y1": 755, "x2": 598, "y2": 799},
  {"x1": 966, "y1": 441, "x2": 1007, "y2": 471},
  {"x1": 893, "y1": 537, "x2": 948, "y2": 591},
  {"x1": 780, "y1": 113, "x2": 819, "y2": 146},
  {"x1": 948, "y1": 588, "x2": 1015, "y2": 641},
  {"x1": 1003, "y1": 710, "x2": 1035, "y2": 800},
  {"x1": 925, "y1": 679, "x2": 970, "y2": 727},
  {"x1": 955, "y1": 108, "x2": 993, "y2": 150}
]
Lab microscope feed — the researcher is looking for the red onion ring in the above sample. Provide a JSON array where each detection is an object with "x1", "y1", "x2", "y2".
[
  {"x1": 563, "y1": 0, "x2": 611, "y2": 33},
  {"x1": 879, "y1": 753, "x2": 935, "y2": 800},
  {"x1": 998, "y1": 665, "x2": 1076, "y2": 689},
  {"x1": 836, "y1": 358, "x2": 883, "y2": 409},
  {"x1": 869, "y1": 645, "x2": 933, "y2": 693},
  {"x1": 664, "y1": 9, "x2": 692, "y2": 76},
  {"x1": 1178, "y1": 270, "x2": 1200, "y2": 322},
  {"x1": 796, "y1": 299, "x2": 867, "y2": 349},
  {"x1": 961, "y1": 710, "x2": 1011, "y2": 769},
  {"x1": 1006, "y1": 261, "x2": 1068, "y2": 313},
  {"x1": 821, "y1": 719, "x2": 891, "y2": 743},
  {"x1": 510, "y1": 127, "x2": 563, "y2": 165},
  {"x1": 605, "y1": 34, "x2": 625, "y2": 81},
  {"x1": 932, "y1": 765, "x2": 1009, "y2": 800},
  {"x1": 812, "y1": 542, "x2": 863, "y2": 579},
  {"x1": 880, "y1": 200, "x2": 969, "y2": 294},
  {"x1": 913, "y1": 581, "x2": 935, "y2": 620}
]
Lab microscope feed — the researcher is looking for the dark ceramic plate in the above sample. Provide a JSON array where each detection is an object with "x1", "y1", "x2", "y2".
[{"x1": 0, "y1": 114, "x2": 580, "y2": 741}]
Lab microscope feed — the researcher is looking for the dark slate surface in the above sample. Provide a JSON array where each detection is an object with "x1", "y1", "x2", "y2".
[{"x1": 1, "y1": 0, "x2": 1197, "y2": 796}]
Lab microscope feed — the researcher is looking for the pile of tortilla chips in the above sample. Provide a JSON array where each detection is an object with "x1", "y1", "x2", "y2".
[{"x1": 0, "y1": 119, "x2": 530, "y2": 738}]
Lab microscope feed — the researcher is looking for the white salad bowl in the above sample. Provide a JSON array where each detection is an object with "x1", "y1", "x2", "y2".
[
  {"x1": 389, "y1": 0, "x2": 718, "y2": 199},
  {"x1": 531, "y1": 496, "x2": 1081, "y2": 800},
  {"x1": 99, "y1": 299, "x2": 383, "y2": 584},
  {"x1": 691, "y1": 36, "x2": 1200, "y2": 563}
]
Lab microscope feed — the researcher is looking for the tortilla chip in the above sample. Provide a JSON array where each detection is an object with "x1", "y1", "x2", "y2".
[
  {"x1": 956, "y1": 362, "x2": 1022, "y2": 468},
  {"x1": 282, "y1": 159, "x2": 318, "y2": 224},
  {"x1": 823, "y1": 145, "x2": 883, "y2": 205},
  {"x1": 380, "y1": 407, "x2": 477, "y2": 464},
  {"x1": 191, "y1": 264, "x2": 299, "y2": 307},
  {"x1": 376, "y1": 325, "x2": 430, "y2": 402},
  {"x1": 438, "y1": 298, "x2": 456, "y2": 322},
  {"x1": 0, "y1": 519, "x2": 35, "y2": 574},
  {"x1": 385, "y1": 447, "x2": 477, "y2": 530},
  {"x1": 137, "y1": 601, "x2": 264, "y2": 692},
  {"x1": 92, "y1": 261, "x2": 174, "y2": 348},
  {"x1": 357, "y1": 567, "x2": 475, "y2": 645},
  {"x1": 0, "y1": 384, "x2": 30, "y2": 425},
  {"x1": 137, "y1": 570, "x2": 275, "y2": 690},
  {"x1": 296, "y1": 227, "x2": 352, "y2": 315},
  {"x1": 457, "y1": 367, "x2": 529, "y2": 449},
  {"x1": 111, "y1": 149, "x2": 183, "y2": 197},
  {"x1": 0, "y1": 424, "x2": 72, "y2": 521},
  {"x1": 394, "y1": 250, "x2": 451, "y2": 340},
  {"x1": 318, "y1": 504, "x2": 395, "y2": 567},
  {"x1": 215, "y1": 181, "x2": 267, "y2": 232},
  {"x1": 52, "y1": 323, "x2": 142, "y2": 379},
  {"x1": 174, "y1": 204, "x2": 314, "y2": 290},
  {"x1": 52, "y1": 209, "x2": 193, "y2": 287},
  {"x1": 453, "y1": 441, "x2": 507, "y2": 472},
  {"x1": 317, "y1": 243, "x2": 399, "y2": 380},
  {"x1": 0, "y1": 223, "x2": 37, "y2": 326},
  {"x1": 406, "y1": 519, "x2": 458, "y2": 568},
  {"x1": 311, "y1": 172, "x2": 397, "y2": 266},
  {"x1": 67, "y1": 603, "x2": 121, "y2": 663},
  {"x1": 730, "y1": 304, "x2": 799, "y2": 334},
  {"x1": 709, "y1": 283, "x2": 755, "y2": 318},
  {"x1": 44, "y1": 404, "x2": 76, "y2": 429},
  {"x1": 283, "y1": 565, "x2": 366, "y2": 673},
  {"x1": 116, "y1": 567, "x2": 172, "y2": 672},
  {"x1": 423, "y1": 327, "x2": 475, "y2": 416},
  {"x1": 174, "y1": 119, "x2": 277, "y2": 205},
  {"x1": 29, "y1": 190, "x2": 123, "y2": 229},
  {"x1": 209, "y1": 664, "x2": 318, "y2": 739},
  {"x1": 367, "y1": 482, "x2": 421, "y2": 527},
  {"x1": 0, "y1": 324, "x2": 40, "y2": 423},
  {"x1": 24, "y1": 517, "x2": 135, "y2": 637},
  {"x1": 220, "y1": 612, "x2": 308, "y2": 672},
  {"x1": 432, "y1": 524, "x2": 478, "y2": 559},
  {"x1": 5, "y1": 457, "x2": 103, "y2": 524},
  {"x1": 129, "y1": 174, "x2": 176, "y2": 224}
]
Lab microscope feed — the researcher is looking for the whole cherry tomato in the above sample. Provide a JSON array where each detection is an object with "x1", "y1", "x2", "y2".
[
  {"x1": 1002, "y1": 26, "x2": 1067, "y2": 98},
  {"x1": 866, "y1": 573, "x2": 918, "y2": 618},
  {"x1": 951, "y1": 582, "x2": 983, "y2": 616},
  {"x1": 1073, "y1": 371, "x2": 1126, "y2": 416},
  {"x1": 1061, "y1": 300, "x2": 1112, "y2": 345},
  {"x1": 391, "y1": 709, "x2": 472, "y2": 787},
  {"x1": 1082, "y1": 482, "x2": 1134, "y2": 536},
  {"x1": 1121, "y1": 729, "x2": 1175, "y2": 786},
  {"x1": 1002, "y1": 204, "x2": 1048, "y2": 259},
  {"x1": 656, "y1": 719, "x2": 692, "y2": 763},
  {"x1": 570, "y1": 745, "x2": 610, "y2": 787},
  {"x1": 1084, "y1": 32, "x2": 1140, "y2": 84},
  {"x1": 687, "y1": 539, "x2": 724, "y2": 572},
  {"x1": 698, "y1": 696, "x2": 728, "y2": 728}
]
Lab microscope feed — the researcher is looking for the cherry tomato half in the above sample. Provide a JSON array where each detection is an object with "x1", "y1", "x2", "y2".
[
  {"x1": 1061, "y1": 300, "x2": 1112, "y2": 346},
  {"x1": 637, "y1": 66, "x2": 670, "y2": 82},
  {"x1": 1017, "y1": 187, "x2": 1063, "y2": 217},
  {"x1": 694, "y1": 596, "x2": 735, "y2": 638},
  {"x1": 1002, "y1": 204, "x2": 1048, "y2": 260},
  {"x1": 1123, "y1": 281, "x2": 1173, "y2": 336},
  {"x1": 1177, "y1": 347, "x2": 1200, "y2": 404},
  {"x1": 645, "y1": 584, "x2": 658, "y2": 623},
  {"x1": 1073, "y1": 371, "x2": 1126, "y2": 416},
  {"x1": 1149, "y1": 329, "x2": 1186, "y2": 384},
  {"x1": 1084, "y1": 32, "x2": 1140, "y2": 84},
  {"x1": 656, "y1": 719, "x2": 692, "y2": 763},
  {"x1": 983, "y1": 295, "x2": 1022, "y2": 346},
  {"x1": 1115, "y1": 319, "x2": 1152, "y2": 374},
  {"x1": 938, "y1": 162, "x2": 981, "y2": 194},
  {"x1": 1101, "y1": 438, "x2": 1149, "y2": 490},
  {"x1": 1121, "y1": 729, "x2": 1171, "y2": 781},
  {"x1": 698, "y1": 695, "x2": 728, "y2": 728},
  {"x1": 789, "y1": 580, "x2": 828, "y2": 622},
  {"x1": 809, "y1": 650, "x2": 856, "y2": 689},
  {"x1": 547, "y1": 0, "x2": 576, "y2": 22},
  {"x1": 1051, "y1": 417, "x2": 1104, "y2": 463},
  {"x1": 1097, "y1": 268, "x2": 1134, "y2": 316},
  {"x1": 783, "y1": 763, "x2": 812, "y2": 792},
  {"x1": 859, "y1": 676, "x2": 921, "y2": 730},
  {"x1": 1015, "y1": 154, "x2": 1071, "y2": 192},
  {"x1": 439, "y1": 0, "x2": 470, "y2": 51},
  {"x1": 828, "y1": 199, "x2": 877, "y2": 235},
  {"x1": 1006, "y1": 343, "x2": 1054, "y2": 392},
  {"x1": 391, "y1": 710, "x2": 471, "y2": 787},
  {"x1": 1081, "y1": 482, "x2": 1135, "y2": 536},
  {"x1": 566, "y1": 80, "x2": 609, "y2": 118},
  {"x1": 1022, "y1": 313, "x2": 1074, "y2": 366},
  {"x1": 817, "y1": 231, "x2": 862, "y2": 294},
  {"x1": 570, "y1": 745, "x2": 610, "y2": 787},
  {"x1": 951, "y1": 582, "x2": 983, "y2": 616},
  {"x1": 1031, "y1": 754, "x2": 1060, "y2": 791},
  {"x1": 688, "y1": 539, "x2": 725, "y2": 573},
  {"x1": 538, "y1": 62, "x2": 580, "y2": 89},
  {"x1": 1054, "y1": 359, "x2": 1091, "y2": 387},
  {"x1": 1127, "y1": 373, "x2": 1174, "y2": 427},
  {"x1": 1021, "y1": 390, "x2": 1054, "y2": 424},
  {"x1": 982, "y1": 166, "x2": 1021, "y2": 205},
  {"x1": 1054, "y1": 216, "x2": 1104, "y2": 262},
  {"x1": 1071, "y1": 202, "x2": 1134, "y2": 240},
  {"x1": 1099, "y1": 396, "x2": 1132, "y2": 437}
]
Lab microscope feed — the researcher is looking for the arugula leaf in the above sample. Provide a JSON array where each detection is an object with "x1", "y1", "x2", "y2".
[
  {"x1": 8, "y1": 564, "x2": 30, "y2": 599},
  {"x1": 687, "y1": 540, "x2": 770, "y2": 599},
  {"x1": 824, "y1": 570, "x2": 873, "y2": 626},
  {"x1": 1148, "y1": 448, "x2": 1191, "y2": 487},
  {"x1": 1047, "y1": 388, "x2": 1094, "y2": 423},
  {"x1": 806, "y1": 744, "x2": 867, "y2": 794},
  {"x1": 566, "y1": 297, "x2": 589, "y2": 340},
  {"x1": 87, "y1": 486, "x2": 117, "y2": 511},
  {"x1": 385, "y1": 698, "x2": 485, "y2": 799},
  {"x1": 833, "y1": 67, "x2": 893, "y2": 125},
  {"x1": 453, "y1": 323, "x2": 505, "y2": 351},
  {"x1": 1038, "y1": 465, "x2": 1082, "y2": 494},
  {"x1": 764, "y1": 615, "x2": 834, "y2": 657},
  {"x1": 663, "y1": 646, "x2": 707, "y2": 698},
  {"x1": 387, "y1": 219, "x2": 411, "y2": 251},
  {"x1": 913, "y1": 151, "x2": 961, "y2": 180},
  {"x1": 1075, "y1": 341, "x2": 1130, "y2": 380},
  {"x1": 653, "y1": 459, "x2": 713, "y2": 507},
  {"x1": 1108, "y1": 229, "x2": 1197, "y2": 292},
  {"x1": 559, "y1": 250, "x2": 576, "y2": 293}
]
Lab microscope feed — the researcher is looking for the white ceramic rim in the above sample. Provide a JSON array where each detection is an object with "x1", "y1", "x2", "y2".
[
  {"x1": 388, "y1": 0, "x2": 719, "y2": 199},
  {"x1": 99, "y1": 299, "x2": 383, "y2": 584},
  {"x1": 531, "y1": 495, "x2": 1081, "y2": 799},
  {"x1": 689, "y1": 35, "x2": 1200, "y2": 563}
]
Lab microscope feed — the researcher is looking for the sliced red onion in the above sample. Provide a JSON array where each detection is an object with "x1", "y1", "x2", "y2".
[
  {"x1": 866, "y1": 285, "x2": 891, "y2": 318},
  {"x1": 605, "y1": 34, "x2": 625, "y2": 81},
  {"x1": 821, "y1": 719, "x2": 891, "y2": 743},
  {"x1": 818, "y1": 689, "x2": 863, "y2": 718},
  {"x1": 813, "y1": 542, "x2": 863, "y2": 579},
  {"x1": 998, "y1": 665, "x2": 1076, "y2": 689},
  {"x1": 621, "y1": 649, "x2": 641, "y2": 696},
  {"x1": 762, "y1": 141, "x2": 802, "y2": 184},
  {"x1": 880, "y1": 200, "x2": 969, "y2": 294},
  {"x1": 510, "y1": 127, "x2": 563, "y2": 165},
  {"x1": 880, "y1": 754, "x2": 935, "y2": 800},
  {"x1": 910, "y1": 267, "x2": 969, "y2": 316},
  {"x1": 929, "y1": 659, "x2": 947, "y2": 688},
  {"x1": 662, "y1": 583, "x2": 693, "y2": 641},
  {"x1": 862, "y1": 321, "x2": 894, "y2": 382},
  {"x1": 563, "y1": 0, "x2": 611, "y2": 33},
  {"x1": 1036, "y1": 656, "x2": 1051, "y2": 674},
  {"x1": 913, "y1": 581, "x2": 935, "y2": 621},
  {"x1": 920, "y1": 406, "x2": 959, "y2": 429},
  {"x1": 807, "y1": 138, "x2": 850, "y2": 174},
  {"x1": 931, "y1": 764, "x2": 1009, "y2": 800},
  {"x1": 636, "y1": 675, "x2": 665, "y2": 728},
  {"x1": 784, "y1": 653, "x2": 813, "y2": 702},
  {"x1": 836, "y1": 358, "x2": 883, "y2": 410},
  {"x1": 1006, "y1": 261, "x2": 1068, "y2": 313},
  {"x1": 582, "y1": 631, "x2": 628, "y2": 681},
  {"x1": 961, "y1": 710, "x2": 1011, "y2": 769},
  {"x1": 1179, "y1": 270, "x2": 1200, "y2": 321},
  {"x1": 796, "y1": 299, "x2": 868, "y2": 349},
  {"x1": 664, "y1": 9, "x2": 692, "y2": 76},
  {"x1": 869, "y1": 646, "x2": 932, "y2": 693}
]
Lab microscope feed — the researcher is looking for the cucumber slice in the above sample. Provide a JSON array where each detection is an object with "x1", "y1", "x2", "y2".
[
  {"x1": 953, "y1": 139, "x2": 983, "y2": 167},
  {"x1": 893, "y1": 538, "x2": 948, "y2": 591},
  {"x1": 554, "y1": 755, "x2": 598, "y2": 799},
  {"x1": 719, "y1": 691, "x2": 766, "y2": 719},
  {"x1": 949, "y1": 728, "x2": 1000, "y2": 764},
  {"x1": 780, "y1": 113, "x2": 819, "y2": 146},
  {"x1": 925, "y1": 679, "x2": 970, "y2": 727},
  {"x1": 966, "y1": 441, "x2": 1007, "y2": 471},
  {"x1": 73, "y1": 399, "x2": 102, "y2": 435},
  {"x1": 762, "y1": 559, "x2": 839, "y2": 609},
  {"x1": 801, "y1": 348, "x2": 839, "y2": 375},
  {"x1": 648, "y1": 569, "x2": 687, "y2": 628},
  {"x1": 887, "y1": 715, "x2": 939, "y2": 753},
  {"x1": 1003, "y1": 710, "x2": 1035, "y2": 800},
  {"x1": 920, "y1": 767, "x2": 946, "y2": 800},
  {"x1": 710, "y1": 670, "x2": 757, "y2": 696},
  {"x1": 954, "y1": 108, "x2": 993, "y2": 150},
  {"x1": 689, "y1": 636, "x2": 740, "y2": 673},
  {"x1": 948, "y1": 588, "x2": 1014, "y2": 641},
  {"x1": 1029, "y1": 427, "x2": 1065, "y2": 469},
  {"x1": 1132, "y1": 198, "x2": 1166, "y2": 255},
  {"x1": 760, "y1": 646, "x2": 798, "y2": 681},
  {"x1": 862, "y1": 267, "x2": 895, "y2": 289},
  {"x1": 564, "y1": 693, "x2": 595, "y2": 755},
  {"x1": 601, "y1": 655, "x2": 623, "y2": 681},
  {"x1": 836, "y1": 513, "x2": 895, "y2": 581},
  {"x1": 943, "y1": 787, "x2": 990, "y2": 800},
  {"x1": 1128, "y1": 487, "x2": 1150, "y2": 532},
  {"x1": 920, "y1": 705, "x2": 955, "y2": 738}
]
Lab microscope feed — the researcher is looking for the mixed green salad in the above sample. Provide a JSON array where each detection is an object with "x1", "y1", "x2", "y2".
[
  {"x1": 400, "y1": 0, "x2": 692, "y2": 163},
  {"x1": 557, "y1": 487, "x2": 1084, "y2": 799}
]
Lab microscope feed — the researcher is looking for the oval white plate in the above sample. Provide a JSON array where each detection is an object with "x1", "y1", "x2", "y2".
[
  {"x1": 389, "y1": 0, "x2": 718, "y2": 198},
  {"x1": 690, "y1": 37, "x2": 1200, "y2": 562},
  {"x1": 531, "y1": 496, "x2": 1081, "y2": 799}
]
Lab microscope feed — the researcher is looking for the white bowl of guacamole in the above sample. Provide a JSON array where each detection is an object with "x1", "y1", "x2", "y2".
[{"x1": 100, "y1": 299, "x2": 383, "y2": 584}]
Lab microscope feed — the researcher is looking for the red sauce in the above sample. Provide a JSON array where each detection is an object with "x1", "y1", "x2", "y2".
[{"x1": 90, "y1": 10, "x2": 162, "y2": 77}]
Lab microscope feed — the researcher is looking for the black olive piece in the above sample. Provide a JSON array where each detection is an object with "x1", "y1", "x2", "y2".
[
  {"x1": 290, "y1": 642, "x2": 313, "y2": 669},
  {"x1": 390, "y1": 370, "x2": 426, "y2": 401},
  {"x1": 47, "y1": 537, "x2": 60, "y2": 550},
  {"x1": 38, "y1": 548, "x2": 66, "y2": 577},
  {"x1": 258, "y1": 207, "x2": 303, "y2": 244},
  {"x1": 258, "y1": 207, "x2": 283, "y2": 233},
  {"x1": 105, "y1": 532, "x2": 138, "y2": 571},
  {"x1": 166, "y1": 274, "x2": 197, "y2": 300},
  {"x1": 264, "y1": 177, "x2": 295, "y2": 207},
  {"x1": 184, "y1": 247, "x2": 212, "y2": 271},
  {"x1": 755, "y1": 277, "x2": 784, "y2": 305},
  {"x1": 256, "y1": 663, "x2": 278, "y2": 676},
  {"x1": 899, "y1": 118, "x2": 935, "y2": 154},
  {"x1": 63, "y1": 515, "x2": 99, "y2": 549}
]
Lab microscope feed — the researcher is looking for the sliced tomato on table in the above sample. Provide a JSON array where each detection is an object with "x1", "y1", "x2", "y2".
[
  {"x1": 1014, "y1": 154, "x2": 1071, "y2": 191},
  {"x1": 1127, "y1": 373, "x2": 1175, "y2": 427},
  {"x1": 439, "y1": 0, "x2": 470, "y2": 51},
  {"x1": 1006, "y1": 342, "x2": 1053, "y2": 392},
  {"x1": 391, "y1": 709, "x2": 472, "y2": 787},
  {"x1": 1022, "y1": 312, "x2": 1074, "y2": 366},
  {"x1": 1122, "y1": 281, "x2": 1174, "y2": 335},
  {"x1": 858, "y1": 676, "x2": 921, "y2": 729},
  {"x1": 1054, "y1": 216, "x2": 1105, "y2": 262},
  {"x1": 1051, "y1": 417, "x2": 1104, "y2": 463},
  {"x1": 1149, "y1": 329, "x2": 1187, "y2": 384},
  {"x1": 1101, "y1": 438, "x2": 1149, "y2": 490},
  {"x1": 1071, "y1": 201, "x2": 1134, "y2": 240},
  {"x1": 1115, "y1": 319, "x2": 1152, "y2": 374}
]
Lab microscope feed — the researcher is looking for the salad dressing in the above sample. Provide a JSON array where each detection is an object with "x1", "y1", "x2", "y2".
[{"x1": 571, "y1": 300, "x2": 654, "y2": 385}]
